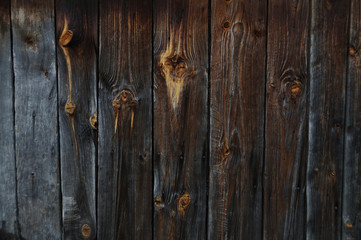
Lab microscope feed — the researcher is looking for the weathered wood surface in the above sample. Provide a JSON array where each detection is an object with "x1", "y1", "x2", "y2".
[
  {"x1": 1, "y1": 1, "x2": 361, "y2": 239},
  {"x1": 97, "y1": 0, "x2": 152, "y2": 239},
  {"x1": 11, "y1": 0, "x2": 61, "y2": 239},
  {"x1": 0, "y1": 0, "x2": 17, "y2": 238},
  {"x1": 56, "y1": 0, "x2": 97, "y2": 239},
  {"x1": 307, "y1": 0, "x2": 350, "y2": 239},
  {"x1": 343, "y1": 0, "x2": 361, "y2": 238},
  {"x1": 208, "y1": 0, "x2": 266, "y2": 239},
  {"x1": 153, "y1": 0, "x2": 209, "y2": 238},
  {"x1": 264, "y1": 0, "x2": 309, "y2": 239}
]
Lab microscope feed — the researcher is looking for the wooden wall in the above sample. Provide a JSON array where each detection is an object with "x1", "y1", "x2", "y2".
[{"x1": 0, "y1": 0, "x2": 359, "y2": 239}]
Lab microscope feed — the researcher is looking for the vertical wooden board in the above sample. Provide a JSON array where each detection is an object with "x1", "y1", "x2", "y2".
[
  {"x1": 208, "y1": 0, "x2": 266, "y2": 239},
  {"x1": 307, "y1": 0, "x2": 349, "y2": 239},
  {"x1": 343, "y1": 0, "x2": 361, "y2": 238},
  {"x1": 153, "y1": 0, "x2": 208, "y2": 238},
  {"x1": 98, "y1": 0, "x2": 152, "y2": 239},
  {"x1": 56, "y1": 0, "x2": 97, "y2": 239},
  {"x1": 11, "y1": 0, "x2": 61, "y2": 239},
  {"x1": 264, "y1": 0, "x2": 309, "y2": 239},
  {"x1": 0, "y1": 0, "x2": 17, "y2": 238}
]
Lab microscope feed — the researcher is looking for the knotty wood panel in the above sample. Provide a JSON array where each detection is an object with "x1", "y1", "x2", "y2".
[
  {"x1": 264, "y1": 0, "x2": 309, "y2": 239},
  {"x1": 307, "y1": 0, "x2": 349, "y2": 239},
  {"x1": 343, "y1": 0, "x2": 361, "y2": 238},
  {"x1": 209, "y1": 0, "x2": 266, "y2": 239},
  {"x1": 153, "y1": 0, "x2": 209, "y2": 238},
  {"x1": 0, "y1": 0, "x2": 17, "y2": 238},
  {"x1": 56, "y1": 0, "x2": 97, "y2": 239},
  {"x1": 97, "y1": 0, "x2": 152, "y2": 239},
  {"x1": 11, "y1": 0, "x2": 61, "y2": 239}
]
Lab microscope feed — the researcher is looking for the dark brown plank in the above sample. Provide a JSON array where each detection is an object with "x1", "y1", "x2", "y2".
[
  {"x1": 11, "y1": 0, "x2": 61, "y2": 239},
  {"x1": 97, "y1": 0, "x2": 152, "y2": 239},
  {"x1": 0, "y1": 0, "x2": 17, "y2": 238},
  {"x1": 153, "y1": 0, "x2": 208, "y2": 238},
  {"x1": 307, "y1": 0, "x2": 350, "y2": 239},
  {"x1": 208, "y1": 0, "x2": 266, "y2": 239},
  {"x1": 343, "y1": 0, "x2": 361, "y2": 238},
  {"x1": 56, "y1": 0, "x2": 97, "y2": 239},
  {"x1": 264, "y1": 0, "x2": 309, "y2": 239}
]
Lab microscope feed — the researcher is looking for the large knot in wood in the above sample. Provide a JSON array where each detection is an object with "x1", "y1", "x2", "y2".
[
  {"x1": 65, "y1": 102, "x2": 76, "y2": 115},
  {"x1": 81, "y1": 224, "x2": 91, "y2": 239},
  {"x1": 112, "y1": 89, "x2": 138, "y2": 109},
  {"x1": 159, "y1": 51, "x2": 193, "y2": 111},
  {"x1": 177, "y1": 192, "x2": 191, "y2": 216}
]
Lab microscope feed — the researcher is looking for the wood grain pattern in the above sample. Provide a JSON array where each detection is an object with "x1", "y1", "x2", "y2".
[
  {"x1": 153, "y1": 0, "x2": 208, "y2": 238},
  {"x1": 0, "y1": 0, "x2": 17, "y2": 238},
  {"x1": 97, "y1": 0, "x2": 152, "y2": 239},
  {"x1": 56, "y1": 0, "x2": 97, "y2": 239},
  {"x1": 264, "y1": 0, "x2": 309, "y2": 239},
  {"x1": 11, "y1": 0, "x2": 61, "y2": 239},
  {"x1": 343, "y1": 0, "x2": 361, "y2": 238},
  {"x1": 307, "y1": 0, "x2": 350, "y2": 239},
  {"x1": 208, "y1": 0, "x2": 266, "y2": 239}
]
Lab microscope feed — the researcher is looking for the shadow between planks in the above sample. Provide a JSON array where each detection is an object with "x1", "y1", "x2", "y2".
[{"x1": 0, "y1": 0, "x2": 360, "y2": 239}]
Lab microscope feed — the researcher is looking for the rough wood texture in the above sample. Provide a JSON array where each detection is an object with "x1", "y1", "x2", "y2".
[
  {"x1": 153, "y1": 0, "x2": 208, "y2": 238},
  {"x1": 56, "y1": 0, "x2": 97, "y2": 239},
  {"x1": 97, "y1": 0, "x2": 152, "y2": 239},
  {"x1": 0, "y1": 0, "x2": 17, "y2": 238},
  {"x1": 208, "y1": 0, "x2": 266, "y2": 239},
  {"x1": 307, "y1": 0, "x2": 349, "y2": 239},
  {"x1": 264, "y1": 0, "x2": 309, "y2": 239},
  {"x1": 11, "y1": 0, "x2": 61, "y2": 239},
  {"x1": 343, "y1": 0, "x2": 361, "y2": 238}
]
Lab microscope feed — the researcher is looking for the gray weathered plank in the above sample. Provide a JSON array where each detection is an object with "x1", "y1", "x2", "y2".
[
  {"x1": 11, "y1": 0, "x2": 61, "y2": 239},
  {"x1": 97, "y1": 0, "x2": 152, "y2": 239},
  {"x1": 264, "y1": 0, "x2": 309, "y2": 239},
  {"x1": 0, "y1": 0, "x2": 17, "y2": 238},
  {"x1": 56, "y1": 0, "x2": 97, "y2": 239},
  {"x1": 208, "y1": 0, "x2": 266, "y2": 239},
  {"x1": 307, "y1": 0, "x2": 350, "y2": 239},
  {"x1": 342, "y1": 0, "x2": 361, "y2": 238},
  {"x1": 153, "y1": 0, "x2": 209, "y2": 238}
]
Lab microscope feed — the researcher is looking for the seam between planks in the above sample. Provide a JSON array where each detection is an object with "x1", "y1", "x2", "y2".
[
  {"x1": 262, "y1": 0, "x2": 269, "y2": 239},
  {"x1": 341, "y1": 0, "x2": 352, "y2": 238},
  {"x1": 8, "y1": 0, "x2": 22, "y2": 238},
  {"x1": 206, "y1": 0, "x2": 211, "y2": 239},
  {"x1": 53, "y1": 1, "x2": 64, "y2": 239}
]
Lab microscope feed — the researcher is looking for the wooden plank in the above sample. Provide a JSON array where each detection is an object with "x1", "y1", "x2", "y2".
[
  {"x1": 343, "y1": 0, "x2": 361, "y2": 238},
  {"x1": 153, "y1": 0, "x2": 208, "y2": 238},
  {"x1": 0, "y1": 0, "x2": 17, "y2": 238},
  {"x1": 208, "y1": 0, "x2": 266, "y2": 239},
  {"x1": 11, "y1": 0, "x2": 61, "y2": 239},
  {"x1": 56, "y1": 0, "x2": 97, "y2": 239},
  {"x1": 307, "y1": 0, "x2": 350, "y2": 239},
  {"x1": 264, "y1": 0, "x2": 309, "y2": 239},
  {"x1": 97, "y1": 0, "x2": 152, "y2": 239}
]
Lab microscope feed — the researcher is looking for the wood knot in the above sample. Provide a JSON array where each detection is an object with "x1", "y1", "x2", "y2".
[
  {"x1": 154, "y1": 195, "x2": 164, "y2": 208},
  {"x1": 89, "y1": 113, "x2": 97, "y2": 130},
  {"x1": 177, "y1": 192, "x2": 191, "y2": 216},
  {"x1": 345, "y1": 221, "x2": 353, "y2": 228},
  {"x1": 81, "y1": 224, "x2": 91, "y2": 239},
  {"x1": 314, "y1": 168, "x2": 319, "y2": 174},
  {"x1": 349, "y1": 47, "x2": 356, "y2": 56},
  {"x1": 112, "y1": 100, "x2": 121, "y2": 109},
  {"x1": 159, "y1": 55, "x2": 189, "y2": 80},
  {"x1": 59, "y1": 30, "x2": 73, "y2": 47},
  {"x1": 223, "y1": 19, "x2": 231, "y2": 30},
  {"x1": 225, "y1": 0, "x2": 232, "y2": 4},
  {"x1": 290, "y1": 81, "x2": 302, "y2": 98},
  {"x1": 222, "y1": 139, "x2": 231, "y2": 157},
  {"x1": 65, "y1": 102, "x2": 76, "y2": 115}
]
